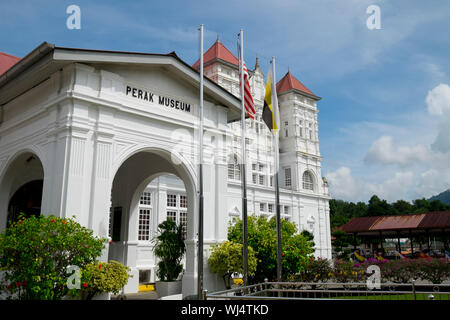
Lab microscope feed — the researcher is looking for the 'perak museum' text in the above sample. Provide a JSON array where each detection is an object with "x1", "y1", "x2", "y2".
[{"x1": 126, "y1": 85, "x2": 191, "y2": 113}]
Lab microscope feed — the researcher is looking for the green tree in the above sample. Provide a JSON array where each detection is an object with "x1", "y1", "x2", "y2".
[
  {"x1": 331, "y1": 229, "x2": 352, "y2": 260},
  {"x1": 208, "y1": 241, "x2": 257, "y2": 289},
  {"x1": 153, "y1": 220, "x2": 186, "y2": 281},
  {"x1": 392, "y1": 199, "x2": 413, "y2": 215},
  {"x1": 228, "y1": 216, "x2": 314, "y2": 283},
  {"x1": 367, "y1": 195, "x2": 393, "y2": 216},
  {"x1": 412, "y1": 198, "x2": 431, "y2": 213},
  {"x1": 0, "y1": 214, "x2": 106, "y2": 300}
]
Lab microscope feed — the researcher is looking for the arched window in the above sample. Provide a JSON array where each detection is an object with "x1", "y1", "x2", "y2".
[
  {"x1": 228, "y1": 154, "x2": 241, "y2": 181},
  {"x1": 302, "y1": 171, "x2": 314, "y2": 191}
]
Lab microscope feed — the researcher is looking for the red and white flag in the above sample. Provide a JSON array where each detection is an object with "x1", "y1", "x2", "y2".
[{"x1": 238, "y1": 42, "x2": 256, "y2": 119}]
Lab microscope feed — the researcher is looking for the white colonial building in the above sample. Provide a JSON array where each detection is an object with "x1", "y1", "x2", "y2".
[{"x1": 0, "y1": 40, "x2": 331, "y2": 297}]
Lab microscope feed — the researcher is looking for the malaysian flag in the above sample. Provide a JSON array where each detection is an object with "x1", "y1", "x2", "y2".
[{"x1": 238, "y1": 41, "x2": 256, "y2": 119}]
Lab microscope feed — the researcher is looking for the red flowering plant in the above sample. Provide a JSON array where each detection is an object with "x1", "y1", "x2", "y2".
[
  {"x1": 0, "y1": 214, "x2": 106, "y2": 300},
  {"x1": 380, "y1": 259, "x2": 421, "y2": 283}
]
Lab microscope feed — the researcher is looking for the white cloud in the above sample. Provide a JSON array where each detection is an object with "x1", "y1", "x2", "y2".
[
  {"x1": 426, "y1": 84, "x2": 450, "y2": 153},
  {"x1": 364, "y1": 135, "x2": 430, "y2": 167},
  {"x1": 326, "y1": 167, "x2": 359, "y2": 200},
  {"x1": 414, "y1": 168, "x2": 450, "y2": 199},
  {"x1": 327, "y1": 166, "x2": 415, "y2": 202},
  {"x1": 327, "y1": 83, "x2": 450, "y2": 202},
  {"x1": 426, "y1": 83, "x2": 450, "y2": 116}
]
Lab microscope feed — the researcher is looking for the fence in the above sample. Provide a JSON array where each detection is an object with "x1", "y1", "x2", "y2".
[{"x1": 205, "y1": 281, "x2": 450, "y2": 301}]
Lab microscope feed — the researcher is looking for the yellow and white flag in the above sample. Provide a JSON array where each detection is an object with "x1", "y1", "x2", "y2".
[{"x1": 262, "y1": 63, "x2": 280, "y2": 133}]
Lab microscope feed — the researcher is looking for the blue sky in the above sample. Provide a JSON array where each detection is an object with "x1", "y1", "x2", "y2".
[{"x1": 1, "y1": 0, "x2": 450, "y2": 203}]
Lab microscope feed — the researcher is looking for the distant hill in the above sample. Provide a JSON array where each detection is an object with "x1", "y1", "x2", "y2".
[{"x1": 429, "y1": 189, "x2": 450, "y2": 206}]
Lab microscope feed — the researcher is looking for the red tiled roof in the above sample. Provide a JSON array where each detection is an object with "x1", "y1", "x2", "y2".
[
  {"x1": 192, "y1": 40, "x2": 238, "y2": 69},
  {"x1": 340, "y1": 211, "x2": 450, "y2": 234},
  {"x1": 339, "y1": 216, "x2": 380, "y2": 233},
  {"x1": 370, "y1": 214, "x2": 426, "y2": 231},
  {"x1": 276, "y1": 71, "x2": 317, "y2": 98},
  {"x1": 0, "y1": 52, "x2": 21, "y2": 75},
  {"x1": 418, "y1": 211, "x2": 450, "y2": 229}
]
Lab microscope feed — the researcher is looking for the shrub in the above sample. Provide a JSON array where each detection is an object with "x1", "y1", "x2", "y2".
[
  {"x1": 289, "y1": 257, "x2": 450, "y2": 285},
  {"x1": 296, "y1": 257, "x2": 333, "y2": 283},
  {"x1": 153, "y1": 220, "x2": 186, "y2": 281},
  {"x1": 416, "y1": 258, "x2": 450, "y2": 284},
  {"x1": 0, "y1": 214, "x2": 106, "y2": 300},
  {"x1": 208, "y1": 241, "x2": 257, "y2": 289},
  {"x1": 228, "y1": 216, "x2": 314, "y2": 282},
  {"x1": 332, "y1": 259, "x2": 364, "y2": 283},
  {"x1": 79, "y1": 260, "x2": 131, "y2": 299}
]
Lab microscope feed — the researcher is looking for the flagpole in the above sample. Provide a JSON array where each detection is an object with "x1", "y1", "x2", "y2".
[
  {"x1": 239, "y1": 29, "x2": 249, "y2": 286},
  {"x1": 272, "y1": 57, "x2": 282, "y2": 282},
  {"x1": 197, "y1": 24, "x2": 204, "y2": 300}
]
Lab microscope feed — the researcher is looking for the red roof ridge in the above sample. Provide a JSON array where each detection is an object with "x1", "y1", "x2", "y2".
[
  {"x1": 276, "y1": 71, "x2": 318, "y2": 99},
  {"x1": 0, "y1": 51, "x2": 21, "y2": 76},
  {"x1": 192, "y1": 39, "x2": 238, "y2": 69},
  {"x1": 0, "y1": 52, "x2": 21, "y2": 59}
]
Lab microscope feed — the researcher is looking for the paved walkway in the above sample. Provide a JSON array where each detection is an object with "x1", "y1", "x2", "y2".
[
  {"x1": 111, "y1": 291, "x2": 159, "y2": 300},
  {"x1": 111, "y1": 291, "x2": 183, "y2": 300}
]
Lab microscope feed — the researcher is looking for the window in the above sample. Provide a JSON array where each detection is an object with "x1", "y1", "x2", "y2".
[
  {"x1": 140, "y1": 191, "x2": 151, "y2": 205},
  {"x1": 284, "y1": 206, "x2": 290, "y2": 215},
  {"x1": 228, "y1": 155, "x2": 241, "y2": 181},
  {"x1": 167, "y1": 210, "x2": 177, "y2": 222},
  {"x1": 167, "y1": 194, "x2": 177, "y2": 207},
  {"x1": 138, "y1": 209, "x2": 151, "y2": 241},
  {"x1": 260, "y1": 203, "x2": 266, "y2": 212},
  {"x1": 166, "y1": 193, "x2": 188, "y2": 240},
  {"x1": 259, "y1": 174, "x2": 265, "y2": 186},
  {"x1": 108, "y1": 206, "x2": 113, "y2": 239},
  {"x1": 180, "y1": 195, "x2": 187, "y2": 208},
  {"x1": 268, "y1": 204, "x2": 274, "y2": 213},
  {"x1": 138, "y1": 190, "x2": 152, "y2": 241},
  {"x1": 258, "y1": 163, "x2": 264, "y2": 172},
  {"x1": 303, "y1": 171, "x2": 314, "y2": 190},
  {"x1": 284, "y1": 167, "x2": 292, "y2": 188},
  {"x1": 252, "y1": 173, "x2": 257, "y2": 184},
  {"x1": 179, "y1": 211, "x2": 187, "y2": 239}
]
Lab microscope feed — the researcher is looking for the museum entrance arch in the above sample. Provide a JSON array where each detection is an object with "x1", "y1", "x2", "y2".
[
  {"x1": 0, "y1": 152, "x2": 44, "y2": 231},
  {"x1": 107, "y1": 148, "x2": 197, "y2": 294}
]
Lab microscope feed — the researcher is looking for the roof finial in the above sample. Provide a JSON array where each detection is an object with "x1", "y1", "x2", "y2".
[
  {"x1": 216, "y1": 34, "x2": 220, "y2": 43},
  {"x1": 254, "y1": 54, "x2": 260, "y2": 70}
]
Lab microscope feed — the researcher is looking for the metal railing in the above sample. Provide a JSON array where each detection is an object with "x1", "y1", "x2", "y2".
[{"x1": 205, "y1": 280, "x2": 450, "y2": 301}]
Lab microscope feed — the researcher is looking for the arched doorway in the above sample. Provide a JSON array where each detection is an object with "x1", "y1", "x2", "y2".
[
  {"x1": 107, "y1": 148, "x2": 197, "y2": 294},
  {"x1": 0, "y1": 152, "x2": 44, "y2": 231},
  {"x1": 7, "y1": 180, "x2": 43, "y2": 226}
]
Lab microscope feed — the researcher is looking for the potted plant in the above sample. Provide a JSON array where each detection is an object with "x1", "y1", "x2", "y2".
[{"x1": 153, "y1": 220, "x2": 185, "y2": 297}]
